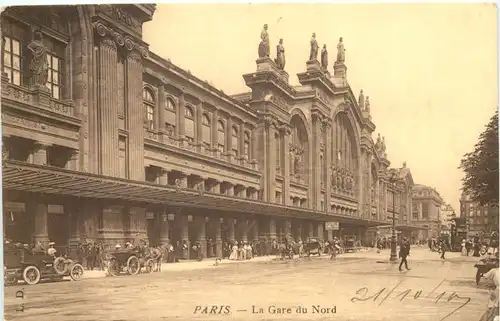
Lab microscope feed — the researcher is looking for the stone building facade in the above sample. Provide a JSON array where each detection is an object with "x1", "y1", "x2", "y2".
[
  {"x1": 411, "y1": 184, "x2": 444, "y2": 240},
  {"x1": 460, "y1": 192, "x2": 499, "y2": 239},
  {"x1": 1, "y1": 4, "x2": 419, "y2": 258}
]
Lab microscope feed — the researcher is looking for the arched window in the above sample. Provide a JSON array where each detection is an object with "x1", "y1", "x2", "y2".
[
  {"x1": 202, "y1": 113, "x2": 211, "y2": 146},
  {"x1": 244, "y1": 131, "x2": 250, "y2": 159},
  {"x1": 143, "y1": 88, "x2": 155, "y2": 130},
  {"x1": 232, "y1": 126, "x2": 239, "y2": 157},
  {"x1": 164, "y1": 97, "x2": 176, "y2": 136},
  {"x1": 217, "y1": 120, "x2": 225, "y2": 153},
  {"x1": 185, "y1": 105, "x2": 195, "y2": 143}
]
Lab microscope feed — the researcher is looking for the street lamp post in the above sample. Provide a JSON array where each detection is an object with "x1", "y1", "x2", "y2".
[{"x1": 389, "y1": 173, "x2": 398, "y2": 263}]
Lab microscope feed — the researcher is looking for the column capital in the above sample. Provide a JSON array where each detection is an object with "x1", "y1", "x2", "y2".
[{"x1": 93, "y1": 21, "x2": 148, "y2": 58}]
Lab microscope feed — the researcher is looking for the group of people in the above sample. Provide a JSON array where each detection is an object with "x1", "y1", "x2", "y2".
[{"x1": 227, "y1": 241, "x2": 254, "y2": 260}]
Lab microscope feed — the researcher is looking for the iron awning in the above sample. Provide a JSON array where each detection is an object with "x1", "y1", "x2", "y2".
[{"x1": 2, "y1": 160, "x2": 387, "y2": 226}]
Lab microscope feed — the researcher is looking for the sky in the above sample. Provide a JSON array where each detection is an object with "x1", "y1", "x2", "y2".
[{"x1": 143, "y1": 3, "x2": 498, "y2": 212}]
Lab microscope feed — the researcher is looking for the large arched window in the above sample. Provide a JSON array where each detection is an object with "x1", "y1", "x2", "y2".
[
  {"x1": 202, "y1": 113, "x2": 211, "y2": 147},
  {"x1": 164, "y1": 97, "x2": 176, "y2": 136},
  {"x1": 232, "y1": 125, "x2": 239, "y2": 157},
  {"x1": 331, "y1": 112, "x2": 358, "y2": 196},
  {"x1": 217, "y1": 120, "x2": 225, "y2": 153},
  {"x1": 143, "y1": 88, "x2": 155, "y2": 130},
  {"x1": 185, "y1": 105, "x2": 195, "y2": 142},
  {"x1": 244, "y1": 131, "x2": 251, "y2": 159}
]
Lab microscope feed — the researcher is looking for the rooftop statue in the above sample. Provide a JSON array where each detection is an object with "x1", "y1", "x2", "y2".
[
  {"x1": 375, "y1": 133, "x2": 382, "y2": 151},
  {"x1": 309, "y1": 33, "x2": 318, "y2": 61},
  {"x1": 275, "y1": 38, "x2": 286, "y2": 70},
  {"x1": 321, "y1": 44, "x2": 328, "y2": 69},
  {"x1": 258, "y1": 24, "x2": 270, "y2": 58},
  {"x1": 358, "y1": 89, "x2": 365, "y2": 109},
  {"x1": 365, "y1": 96, "x2": 371, "y2": 113},
  {"x1": 336, "y1": 37, "x2": 345, "y2": 63}
]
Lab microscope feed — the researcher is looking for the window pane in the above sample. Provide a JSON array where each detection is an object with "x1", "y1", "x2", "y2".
[
  {"x1": 47, "y1": 55, "x2": 52, "y2": 68},
  {"x1": 47, "y1": 69, "x2": 52, "y2": 82},
  {"x1": 4, "y1": 53, "x2": 11, "y2": 67},
  {"x1": 202, "y1": 125, "x2": 211, "y2": 143},
  {"x1": 185, "y1": 119, "x2": 195, "y2": 138},
  {"x1": 166, "y1": 110, "x2": 176, "y2": 125},
  {"x1": 52, "y1": 56, "x2": 59, "y2": 71},
  {"x1": 53, "y1": 71, "x2": 59, "y2": 84},
  {"x1": 12, "y1": 71, "x2": 20, "y2": 86},
  {"x1": 11, "y1": 40, "x2": 21, "y2": 56},
  {"x1": 244, "y1": 143, "x2": 249, "y2": 156},
  {"x1": 232, "y1": 136, "x2": 238, "y2": 150},
  {"x1": 12, "y1": 56, "x2": 20, "y2": 70},
  {"x1": 53, "y1": 86, "x2": 59, "y2": 99},
  {"x1": 218, "y1": 132, "x2": 225, "y2": 145},
  {"x1": 4, "y1": 38, "x2": 11, "y2": 52}
]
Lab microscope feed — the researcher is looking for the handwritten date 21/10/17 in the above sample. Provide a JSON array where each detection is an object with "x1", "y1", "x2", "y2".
[{"x1": 350, "y1": 280, "x2": 471, "y2": 321}]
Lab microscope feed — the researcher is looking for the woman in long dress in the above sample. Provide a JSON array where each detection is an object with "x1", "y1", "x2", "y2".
[{"x1": 229, "y1": 242, "x2": 238, "y2": 260}]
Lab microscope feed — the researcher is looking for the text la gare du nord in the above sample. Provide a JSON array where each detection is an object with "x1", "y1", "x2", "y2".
[{"x1": 193, "y1": 305, "x2": 337, "y2": 315}]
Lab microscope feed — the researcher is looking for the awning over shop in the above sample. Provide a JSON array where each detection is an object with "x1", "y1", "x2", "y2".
[
  {"x1": 2, "y1": 160, "x2": 387, "y2": 227},
  {"x1": 396, "y1": 224, "x2": 428, "y2": 231}
]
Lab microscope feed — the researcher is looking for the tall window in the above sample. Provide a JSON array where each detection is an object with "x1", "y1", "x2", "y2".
[
  {"x1": 217, "y1": 120, "x2": 225, "y2": 153},
  {"x1": 143, "y1": 88, "x2": 155, "y2": 130},
  {"x1": 232, "y1": 126, "x2": 239, "y2": 157},
  {"x1": 275, "y1": 133, "x2": 281, "y2": 171},
  {"x1": 43, "y1": 37, "x2": 65, "y2": 99},
  {"x1": 165, "y1": 97, "x2": 176, "y2": 136},
  {"x1": 202, "y1": 113, "x2": 211, "y2": 147},
  {"x1": 412, "y1": 203, "x2": 418, "y2": 219},
  {"x1": 185, "y1": 105, "x2": 195, "y2": 143},
  {"x1": 244, "y1": 131, "x2": 250, "y2": 159},
  {"x1": 422, "y1": 202, "x2": 429, "y2": 219},
  {"x1": 2, "y1": 19, "x2": 27, "y2": 86}
]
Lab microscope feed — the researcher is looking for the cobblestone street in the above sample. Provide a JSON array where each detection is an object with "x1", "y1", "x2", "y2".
[{"x1": 4, "y1": 248, "x2": 491, "y2": 321}]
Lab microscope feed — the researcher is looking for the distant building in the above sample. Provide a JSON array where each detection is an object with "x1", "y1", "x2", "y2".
[
  {"x1": 440, "y1": 204, "x2": 456, "y2": 231},
  {"x1": 460, "y1": 192, "x2": 499, "y2": 238},
  {"x1": 412, "y1": 185, "x2": 444, "y2": 239}
]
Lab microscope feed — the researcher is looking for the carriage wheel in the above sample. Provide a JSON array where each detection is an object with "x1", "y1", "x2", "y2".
[
  {"x1": 126, "y1": 256, "x2": 140, "y2": 275},
  {"x1": 4, "y1": 272, "x2": 17, "y2": 286},
  {"x1": 53, "y1": 257, "x2": 68, "y2": 275},
  {"x1": 22, "y1": 266, "x2": 41, "y2": 285},
  {"x1": 107, "y1": 259, "x2": 121, "y2": 277},
  {"x1": 70, "y1": 264, "x2": 84, "y2": 281},
  {"x1": 145, "y1": 259, "x2": 155, "y2": 273}
]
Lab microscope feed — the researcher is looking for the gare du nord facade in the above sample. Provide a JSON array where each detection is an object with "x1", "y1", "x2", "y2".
[{"x1": 1, "y1": 4, "x2": 421, "y2": 259}]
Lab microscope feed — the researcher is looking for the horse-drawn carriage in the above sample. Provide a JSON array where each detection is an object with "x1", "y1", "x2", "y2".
[
  {"x1": 304, "y1": 238, "x2": 322, "y2": 257},
  {"x1": 4, "y1": 243, "x2": 84, "y2": 285},
  {"x1": 105, "y1": 247, "x2": 155, "y2": 276}
]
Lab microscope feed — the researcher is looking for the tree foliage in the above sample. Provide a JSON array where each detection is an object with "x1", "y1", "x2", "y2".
[{"x1": 459, "y1": 111, "x2": 499, "y2": 207}]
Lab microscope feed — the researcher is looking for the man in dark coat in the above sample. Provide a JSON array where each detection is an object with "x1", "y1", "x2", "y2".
[{"x1": 399, "y1": 237, "x2": 411, "y2": 271}]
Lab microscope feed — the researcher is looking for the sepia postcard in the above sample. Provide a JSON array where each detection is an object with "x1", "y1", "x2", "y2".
[{"x1": 1, "y1": 2, "x2": 499, "y2": 321}]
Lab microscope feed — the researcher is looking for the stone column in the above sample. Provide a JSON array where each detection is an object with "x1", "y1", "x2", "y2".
[
  {"x1": 98, "y1": 38, "x2": 119, "y2": 176},
  {"x1": 284, "y1": 219, "x2": 291, "y2": 236},
  {"x1": 32, "y1": 143, "x2": 50, "y2": 165},
  {"x1": 312, "y1": 112, "x2": 322, "y2": 209},
  {"x1": 327, "y1": 230, "x2": 333, "y2": 241},
  {"x1": 28, "y1": 198, "x2": 49, "y2": 246},
  {"x1": 325, "y1": 122, "x2": 332, "y2": 211},
  {"x1": 297, "y1": 221, "x2": 303, "y2": 241},
  {"x1": 211, "y1": 109, "x2": 219, "y2": 156},
  {"x1": 159, "y1": 169, "x2": 169, "y2": 185},
  {"x1": 159, "y1": 213, "x2": 170, "y2": 245},
  {"x1": 282, "y1": 126, "x2": 291, "y2": 205},
  {"x1": 214, "y1": 218, "x2": 223, "y2": 258},
  {"x1": 195, "y1": 215, "x2": 207, "y2": 258},
  {"x1": 68, "y1": 205, "x2": 81, "y2": 249},
  {"x1": 238, "y1": 219, "x2": 248, "y2": 242},
  {"x1": 126, "y1": 51, "x2": 145, "y2": 180},
  {"x1": 177, "y1": 91, "x2": 186, "y2": 143},
  {"x1": 269, "y1": 218, "x2": 277, "y2": 239},
  {"x1": 180, "y1": 215, "x2": 189, "y2": 259},
  {"x1": 212, "y1": 180, "x2": 220, "y2": 194},
  {"x1": 308, "y1": 222, "x2": 314, "y2": 238},
  {"x1": 67, "y1": 151, "x2": 79, "y2": 170},
  {"x1": 227, "y1": 218, "x2": 235, "y2": 242},
  {"x1": 226, "y1": 183, "x2": 234, "y2": 196},
  {"x1": 317, "y1": 223, "x2": 324, "y2": 240},
  {"x1": 158, "y1": 83, "x2": 166, "y2": 132},
  {"x1": 252, "y1": 219, "x2": 259, "y2": 242},
  {"x1": 267, "y1": 120, "x2": 277, "y2": 203},
  {"x1": 226, "y1": 116, "x2": 233, "y2": 162}
]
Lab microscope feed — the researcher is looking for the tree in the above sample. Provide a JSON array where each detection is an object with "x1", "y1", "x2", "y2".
[{"x1": 459, "y1": 110, "x2": 499, "y2": 207}]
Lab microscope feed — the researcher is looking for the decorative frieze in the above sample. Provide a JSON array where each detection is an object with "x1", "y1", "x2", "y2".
[{"x1": 96, "y1": 5, "x2": 142, "y2": 33}]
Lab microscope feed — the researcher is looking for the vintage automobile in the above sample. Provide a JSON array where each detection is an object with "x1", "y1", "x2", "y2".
[
  {"x1": 304, "y1": 238, "x2": 322, "y2": 257},
  {"x1": 474, "y1": 255, "x2": 499, "y2": 285},
  {"x1": 4, "y1": 243, "x2": 84, "y2": 285},
  {"x1": 106, "y1": 247, "x2": 155, "y2": 276},
  {"x1": 343, "y1": 235, "x2": 359, "y2": 253}
]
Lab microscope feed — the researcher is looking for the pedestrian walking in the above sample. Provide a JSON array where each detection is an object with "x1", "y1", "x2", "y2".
[
  {"x1": 440, "y1": 240, "x2": 446, "y2": 259},
  {"x1": 398, "y1": 237, "x2": 411, "y2": 271}
]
